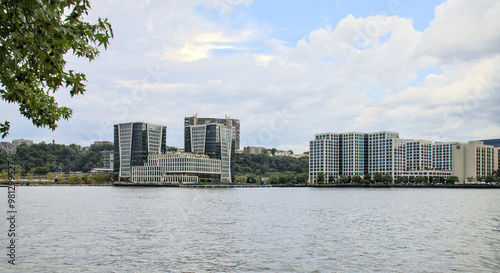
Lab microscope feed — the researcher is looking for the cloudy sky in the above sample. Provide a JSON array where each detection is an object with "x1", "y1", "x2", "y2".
[{"x1": 2, "y1": 0, "x2": 500, "y2": 153}]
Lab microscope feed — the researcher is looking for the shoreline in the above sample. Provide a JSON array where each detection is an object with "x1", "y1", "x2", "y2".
[
  {"x1": 112, "y1": 182, "x2": 500, "y2": 189},
  {"x1": 2, "y1": 182, "x2": 498, "y2": 189}
]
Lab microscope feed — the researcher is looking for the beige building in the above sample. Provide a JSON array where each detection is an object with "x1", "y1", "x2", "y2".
[
  {"x1": 243, "y1": 146, "x2": 265, "y2": 154},
  {"x1": 452, "y1": 141, "x2": 499, "y2": 183}
]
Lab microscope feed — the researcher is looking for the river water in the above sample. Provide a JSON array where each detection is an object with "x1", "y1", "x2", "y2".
[{"x1": 0, "y1": 186, "x2": 499, "y2": 272}]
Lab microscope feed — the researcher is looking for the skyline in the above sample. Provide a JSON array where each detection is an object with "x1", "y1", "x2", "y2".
[{"x1": 1, "y1": 0, "x2": 499, "y2": 154}]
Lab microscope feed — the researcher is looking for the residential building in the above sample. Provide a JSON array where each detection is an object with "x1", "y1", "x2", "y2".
[
  {"x1": 291, "y1": 153, "x2": 309, "y2": 159},
  {"x1": 131, "y1": 153, "x2": 222, "y2": 183},
  {"x1": 309, "y1": 130, "x2": 477, "y2": 183},
  {"x1": 102, "y1": 150, "x2": 114, "y2": 169},
  {"x1": 368, "y1": 131, "x2": 399, "y2": 177},
  {"x1": 185, "y1": 114, "x2": 240, "y2": 150},
  {"x1": 0, "y1": 142, "x2": 15, "y2": 154},
  {"x1": 267, "y1": 149, "x2": 293, "y2": 157},
  {"x1": 452, "y1": 141, "x2": 498, "y2": 183},
  {"x1": 12, "y1": 138, "x2": 33, "y2": 146},
  {"x1": 184, "y1": 123, "x2": 236, "y2": 182},
  {"x1": 113, "y1": 122, "x2": 167, "y2": 181},
  {"x1": 405, "y1": 140, "x2": 432, "y2": 171},
  {"x1": 432, "y1": 142, "x2": 464, "y2": 171},
  {"x1": 243, "y1": 146, "x2": 265, "y2": 154},
  {"x1": 341, "y1": 132, "x2": 368, "y2": 177},
  {"x1": 0, "y1": 139, "x2": 34, "y2": 154},
  {"x1": 234, "y1": 150, "x2": 245, "y2": 164},
  {"x1": 309, "y1": 133, "x2": 340, "y2": 183},
  {"x1": 94, "y1": 141, "x2": 113, "y2": 146}
]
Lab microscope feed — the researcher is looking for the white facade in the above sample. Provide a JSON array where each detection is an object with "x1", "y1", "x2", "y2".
[
  {"x1": 368, "y1": 131, "x2": 399, "y2": 177},
  {"x1": 452, "y1": 141, "x2": 498, "y2": 183},
  {"x1": 309, "y1": 133, "x2": 340, "y2": 183},
  {"x1": 432, "y1": 142, "x2": 463, "y2": 171},
  {"x1": 131, "y1": 153, "x2": 222, "y2": 183},
  {"x1": 406, "y1": 140, "x2": 432, "y2": 171},
  {"x1": 342, "y1": 132, "x2": 366, "y2": 177},
  {"x1": 309, "y1": 130, "x2": 475, "y2": 183}
]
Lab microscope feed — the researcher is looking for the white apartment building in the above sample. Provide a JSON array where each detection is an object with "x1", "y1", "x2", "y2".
[
  {"x1": 432, "y1": 142, "x2": 464, "y2": 171},
  {"x1": 452, "y1": 141, "x2": 499, "y2": 183},
  {"x1": 309, "y1": 131, "x2": 495, "y2": 183},
  {"x1": 368, "y1": 131, "x2": 399, "y2": 177},
  {"x1": 406, "y1": 140, "x2": 432, "y2": 171},
  {"x1": 342, "y1": 132, "x2": 367, "y2": 177},
  {"x1": 309, "y1": 133, "x2": 340, "y2": 183}
]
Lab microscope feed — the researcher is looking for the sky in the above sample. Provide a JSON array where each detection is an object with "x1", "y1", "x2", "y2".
[{"x1": 1, "y1": 0, "x2": 500, "y2": 153}]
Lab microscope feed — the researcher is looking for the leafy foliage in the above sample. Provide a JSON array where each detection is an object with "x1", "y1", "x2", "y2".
[
  {"x1": 0, "y1": 0, "x2": 113, "y2": 137},
  {"x1": 235, "y1": 153, "x2": 309, "y2": 184},
  {"x1": 0, "y1": 142, "x2": 113, "y2": 174}
]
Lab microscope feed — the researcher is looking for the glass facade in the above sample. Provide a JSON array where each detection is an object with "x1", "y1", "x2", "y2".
[
  {"x1": 185, "y1": 115, "x2": 240, "y2": 150},
  {"x1": 114, "y1": 122, "x2": 167, "y2": 180},
  {"x1": 184, "y1": 124, "x2": 236, "y2": 182}
]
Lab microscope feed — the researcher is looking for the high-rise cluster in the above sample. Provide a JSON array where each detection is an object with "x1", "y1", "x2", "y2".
[{"x1": 114, "y1": 116, "x2": 237, "y2": 183}]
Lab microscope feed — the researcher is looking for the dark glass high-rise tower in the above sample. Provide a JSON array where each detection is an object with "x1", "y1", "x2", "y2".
[
  {"x1": 114, "y1": 122, "x2": 167, "y2": 181},
  {"x1": 184, "y1": 114, "x2": 240, "y2": 150},
  {"x1": 184, "y1": 123, "x2": 236, "y2": 182}
]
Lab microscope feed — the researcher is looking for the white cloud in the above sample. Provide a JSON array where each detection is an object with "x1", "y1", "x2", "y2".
[{"x1": 418, "y1": 0, "x2": 500, "y2": 62}]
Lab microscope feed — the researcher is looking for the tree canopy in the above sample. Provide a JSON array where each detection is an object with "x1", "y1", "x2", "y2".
[
  {"x1": 0, "y1": 142, "x2": 113, "y2": 174},
  {"x1": 0, "y1": 0, "x2": 113, "y2": 138}
]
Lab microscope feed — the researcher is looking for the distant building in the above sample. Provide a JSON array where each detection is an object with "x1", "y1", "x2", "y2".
[
  {"x1": 185, "y1": 114, "x2": 240, "y2": 150},
  {"x1": 243, "y1": 146, "x2": 265, "y2": 154},
  {"x1": 114, "y1": 122, "x2": 167, "y2": 181},
  {"x1": 184, "y1": 123, "x2": 236, "y2": 182},
  {"x1": 12, "y1": 139, "x2": 33, "y2": 146},
  {"x1": 94, "y1": 141, "x2": 113, "y2": 146},
  {"x1": 267, "y1": 149, "x2": 292, "y2": 157},
  {"x1": 452, "y1": 141, "x2": 499, "y2": 183},
  {"x1": 290, "y1": 153, "x2": 309, "y2": 159},
  {"x1": 480, "y1": 139, "x2": 500, "y2": 148},
  {"x1": 234, "y1": 150, "x2": 245, "y2": 164},
  {"x1": 0, "y1": 139, "x2": 33, "y2": 154},
  {"x1": 0, "y1": 142, "x2": 15, "y2": 154},
  {"x1": 102, "y1": 150, "x2": 114, "y2": 169},
  {"x1": 131, "y1": 153, "x2": 222, "y2": 183}
]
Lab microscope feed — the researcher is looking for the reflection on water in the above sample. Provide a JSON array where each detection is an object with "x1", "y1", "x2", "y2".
[{"x1": 0, "y1": 187, "x2": 499, "y2": 272}]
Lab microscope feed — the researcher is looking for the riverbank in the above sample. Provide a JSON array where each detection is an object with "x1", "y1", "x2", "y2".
[
  {"x1": 112, "y1": 182, "x2": 500, "y2": 188},
  {"x1": 0, "y1": 181, "x2": 113, "y2": 186}
]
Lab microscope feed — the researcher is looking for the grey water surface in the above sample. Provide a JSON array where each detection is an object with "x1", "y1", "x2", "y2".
[{"x1": 1, "y1": 186, "x2": 499, "y2": 272}]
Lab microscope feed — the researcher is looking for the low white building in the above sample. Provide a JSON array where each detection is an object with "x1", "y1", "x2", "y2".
[{"x1": 131, "y1": 153, "x2": 222, "y2": 183}]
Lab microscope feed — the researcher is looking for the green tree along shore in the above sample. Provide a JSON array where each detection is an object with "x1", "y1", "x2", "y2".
[
  {"x1": 0, "y1": 142, "x2": 114, "y2": 184},
  {"x1": 0, "y1": 142, "x2": 113, "y2": 174},
  {"x1": 234, "y1": 153, "x2": 309, "y2": 184}
]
